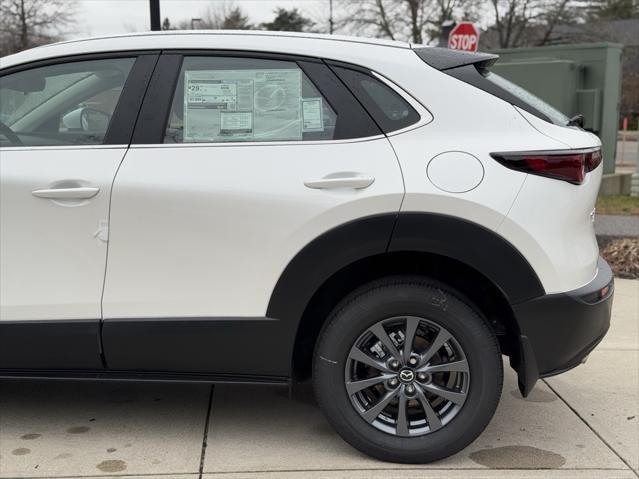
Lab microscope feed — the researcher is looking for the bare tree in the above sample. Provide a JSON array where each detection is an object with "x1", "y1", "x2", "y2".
[
  {"x1": 586, "y1": 0, "x2": 639, "y2": 19},
  {"x1": 337, "y1": 0, "x2": 480, "y2": 44},
  {"x1": 0, "y1": 0, "x2": 76, "y2": 55},
  {"x1": 486, "y1": 0, "x2": 581, "y2": 48},
  {"x1": 176, "y1": 1, "x2": 252, "y2": 30}
]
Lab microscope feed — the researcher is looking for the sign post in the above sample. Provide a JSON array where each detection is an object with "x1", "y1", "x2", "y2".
[
  {"x1": 448, "y1": 22, "x2": 480, "y2": 52},
  {"x1": 149, "y1": 0, "x2": 161, "y2": 31}
]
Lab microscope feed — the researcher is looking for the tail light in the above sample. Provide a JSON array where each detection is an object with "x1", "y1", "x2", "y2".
[{"x1": 490, "y1": 148, "x2": 602, "y2": 185}]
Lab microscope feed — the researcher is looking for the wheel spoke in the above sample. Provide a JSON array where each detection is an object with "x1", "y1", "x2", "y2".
[
  {"x1": 362, "y1": 388, "x2": 399, "y2": 423},
  {"x1": 345, "y1": 315, "x2": 470, "y2": 438},
  {"x1": 403, "y1": 316, "x2": 420, "y2": 363},
  {"x1": 348, "y1": 347, "x2": 392, "y2": 373},
  {"x1": 421, "y1": 383, "x2": 467, "y2": 405},
  {"x1": 419, "y1": 359, "x2": 469, "y2": 374},
  {"x1": 418, "y1": 328, "x2": 452, "y2": 367},
  {"x1": 396, "y1": 390, "x2": 409, "y2": 436},
  {"x1": 416, "y1": 386, "x2": 442, "y2": 432},
  {"x1": 369, "y1": 322, "x2": 402, "y2": 362},
  {"x1": 346, "y1": 374, "x2": 394, "y2": 395}
]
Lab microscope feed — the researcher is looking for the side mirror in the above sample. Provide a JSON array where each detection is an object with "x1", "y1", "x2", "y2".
[{"x1": 61, "y1": 107, "x2": 110, "y2": 132}]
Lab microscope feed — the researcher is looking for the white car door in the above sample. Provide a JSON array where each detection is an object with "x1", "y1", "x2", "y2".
[
  {"x1": 101, "y1": 54, "x2": 422, "y2": 374},
  {"x1": 0, "y1": 55, "x2": 154, "y2": 369}
]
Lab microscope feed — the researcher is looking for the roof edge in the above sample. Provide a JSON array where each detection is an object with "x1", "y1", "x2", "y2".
[{"x1": 31, "y1": 30, "x2": 411, "y2": 52}]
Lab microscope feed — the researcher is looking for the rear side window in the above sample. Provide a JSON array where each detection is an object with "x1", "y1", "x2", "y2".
[
  {"x1": 483, "y1": 72, "x2": 569, "y2": 126},
  {"x1": 164, "y1": 57, "x2": 340, "y2": 143},
  {"x1": 0, "y1": 58, "x2": 134, "y2": 147},
  {"x1": 330, "y1": 66, "x2": 420, "y2": 133}
]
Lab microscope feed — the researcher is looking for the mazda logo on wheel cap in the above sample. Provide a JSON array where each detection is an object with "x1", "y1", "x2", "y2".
[{"x1": 399, "y1": 369, "x2": 415, "y2": 383}]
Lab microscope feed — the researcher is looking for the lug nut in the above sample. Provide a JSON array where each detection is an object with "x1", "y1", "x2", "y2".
[
  {"x1": 417, "y1": 372, "x2": 427, "y2": 381},
  {"x1": 405, "y1": 384, "x2": 416, "y2": 395},
  {"x1": 408, "y1": 356, "x2": 418, "y2": 366},
  {"x1": 389, "y1": 359, "x2": 400, "y2": 370},
  {"x1": 389, "y1": 378, "x2": 399, "y2": 387}
]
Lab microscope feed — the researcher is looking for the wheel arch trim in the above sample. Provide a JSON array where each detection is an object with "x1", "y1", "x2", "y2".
[
  {"x1": 267, "y1": 212, "x2": 545, "y2": 325},
  {"x1": 267, "y1": 212, "x2": 545, "y2": 394}
]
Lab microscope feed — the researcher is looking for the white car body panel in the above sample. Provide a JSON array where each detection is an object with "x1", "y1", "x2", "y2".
[
  {"x1": 499, "y1": 108, "x2": 603, "y2": 293},
  {"x1": 383, "y1": 57, "x2": 601, "y2": 293},
  {"x1": 516, "y1": 106, "x2": 602, "y2": 149},
  {"x1": 498, "y1": 167, "x2": 602, "y2": 293},
  {"x1": 0, "y1": 146, "x2": 125, "y2": 320},
  {"x1": 1, "y1": 30, "x2": 603, "y2": 321},
  {"x1": 102, "y1": 138, "x2": 403, "y2": 318}
]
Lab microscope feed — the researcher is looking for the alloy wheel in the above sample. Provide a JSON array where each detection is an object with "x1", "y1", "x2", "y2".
[{"x1": 344, "y1": 316, "x2": 470, "y2": 437}]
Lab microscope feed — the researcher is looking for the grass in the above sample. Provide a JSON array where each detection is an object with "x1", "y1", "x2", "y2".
[{"x1": 596, "y1": 195, "x2": 639, "y2": 216}]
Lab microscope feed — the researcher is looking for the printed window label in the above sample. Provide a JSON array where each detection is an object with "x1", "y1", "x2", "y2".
[
  {"x1": 302, "y1": 98, "x2": 324, "y2": 132},
  {"x1": 183, "y1": 69, "x2": 302, "y2": 142}
]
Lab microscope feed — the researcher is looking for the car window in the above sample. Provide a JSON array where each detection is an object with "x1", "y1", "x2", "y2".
[
  {"x1": 164, "y1": 56, "x2": 338, "y2": 143},
  {"x1": 484, "y1": 72, "x2": 570, "y2": 126},
  {"x1": 0, "y1": 58, "x2": 135, "y2": 147},
  {"x1": 331, "y1": 66, "x2": 420, "y2": 133}
]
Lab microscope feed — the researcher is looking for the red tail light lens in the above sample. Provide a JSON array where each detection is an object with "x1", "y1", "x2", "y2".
[
  {"x1": 585, "y1": 149, "x2": 602, "y2": 171},
  {"x1": 490, "y1": 148, "x2": 602, "y2": 185}
]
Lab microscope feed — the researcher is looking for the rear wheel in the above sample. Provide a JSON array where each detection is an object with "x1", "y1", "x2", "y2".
[{"x1": 313, "y1": 277, "x2": 503, "y2": 463}]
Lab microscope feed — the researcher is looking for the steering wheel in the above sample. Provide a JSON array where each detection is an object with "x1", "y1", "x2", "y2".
[{"x1": 0, "y1": 120, "x2": 23, "y2": 146}]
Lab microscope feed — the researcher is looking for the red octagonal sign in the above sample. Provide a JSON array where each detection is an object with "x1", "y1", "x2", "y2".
[{"x1": 448, "y1": 22, "x2": 480, "y2": 52}]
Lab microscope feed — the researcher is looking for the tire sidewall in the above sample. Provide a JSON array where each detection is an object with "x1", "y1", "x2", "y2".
[{"x1": 313, "y1": 279, "x2": 502, "y2": 463}]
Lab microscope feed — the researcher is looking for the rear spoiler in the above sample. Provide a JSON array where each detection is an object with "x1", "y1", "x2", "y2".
[{"x1": 413, "y1": 47, "x2": 498, "y2": 74}]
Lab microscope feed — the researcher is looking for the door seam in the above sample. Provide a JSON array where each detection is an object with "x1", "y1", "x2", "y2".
[{"x1": 98, "y1": 54, "x2": 161, "y2": 369}]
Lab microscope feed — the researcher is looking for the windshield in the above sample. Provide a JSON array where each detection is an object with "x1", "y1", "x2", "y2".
[{"x1": 484, "y1": 72, "x2": 570, "y2": 126}]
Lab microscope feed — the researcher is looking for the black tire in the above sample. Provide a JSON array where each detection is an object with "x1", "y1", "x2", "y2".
[{"x1": 313, "y1": 276, "x2": 503, "y2": 463}]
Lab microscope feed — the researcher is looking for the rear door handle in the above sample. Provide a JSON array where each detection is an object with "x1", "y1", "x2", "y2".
[
  {"x1": 32, "y1": 186, "x2": 100, "y2": 199},
  {"x1": 304, "y1": 176, "x2": 375, "y2": 190}
]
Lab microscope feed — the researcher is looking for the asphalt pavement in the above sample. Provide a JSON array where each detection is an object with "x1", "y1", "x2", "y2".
[
  {"x1": 1, "y1": 279, "x2": 637, "y2": 479},
  {"x1": 595, "y1": 214, "x2": 639, "y2": 239}
]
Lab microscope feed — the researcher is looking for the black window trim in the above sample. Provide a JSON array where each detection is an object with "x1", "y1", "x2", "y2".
[
  {"x1": 0, "y1": 50, "x2": 160, "y2": 146},
  {"x1": 131, "y1": 49, "x2": 384, "y2": 145},
  {"x1": 325, "y1": 59, "x2": 424, "y2": 135}
]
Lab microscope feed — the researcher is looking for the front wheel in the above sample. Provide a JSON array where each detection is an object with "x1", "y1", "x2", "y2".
[{"x1": 313, "y1": 277, "x2": 503, "y2": 463}]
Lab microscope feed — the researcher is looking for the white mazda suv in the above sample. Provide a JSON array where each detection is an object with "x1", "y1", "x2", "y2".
[{"x1": 0, "y1": 31, "x2": 613, "y2": 463}]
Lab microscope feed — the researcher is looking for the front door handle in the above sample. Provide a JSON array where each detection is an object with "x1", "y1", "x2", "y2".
[
  {"x1": 32, "y1": 186, "x2": 100, "y2": 199},
  {"x1": 304, "y1": 175, "x2": 375, "y2": 190}
]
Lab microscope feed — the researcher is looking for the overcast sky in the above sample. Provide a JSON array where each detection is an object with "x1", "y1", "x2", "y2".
[{"x1": 73, "y1": 0, "x2": 327, "y2": 38}]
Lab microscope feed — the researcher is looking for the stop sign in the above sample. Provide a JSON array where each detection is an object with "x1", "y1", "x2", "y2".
[{"x1": 448, "y1": 22, "x2": 480, "y2": 52}]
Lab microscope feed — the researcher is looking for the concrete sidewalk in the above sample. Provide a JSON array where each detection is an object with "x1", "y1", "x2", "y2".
[{"x1": 1, "y1": 280, "x2": 637, "y2": 479}]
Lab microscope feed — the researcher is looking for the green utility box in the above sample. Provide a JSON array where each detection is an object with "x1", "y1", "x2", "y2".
[{"x1": 490, "y1": 43, "x2": 623, "y2": 174}]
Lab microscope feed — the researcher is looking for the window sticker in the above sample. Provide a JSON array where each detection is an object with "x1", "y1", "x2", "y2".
[
  {"x1": 302, "y1": 97, "x2": 324, "y2": 132},
  {"x1": 220, "y1": 111, "x2": 253, "y2": 134},
  {"x1": 183, "y1": 69, "x2": 302, "y2": 142}
]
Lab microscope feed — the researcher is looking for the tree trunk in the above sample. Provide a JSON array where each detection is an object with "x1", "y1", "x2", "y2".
[{"x1": 407, "y1": 0, "x2": 423, "y2": 44}]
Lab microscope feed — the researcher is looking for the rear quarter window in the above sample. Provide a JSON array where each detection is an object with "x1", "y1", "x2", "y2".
[
  {"x1": 483, "y1": 72, "x2": 569, "y2": 126},
  {"x1": 330, "y1": 65, "x2": 420, "y2": 133}
]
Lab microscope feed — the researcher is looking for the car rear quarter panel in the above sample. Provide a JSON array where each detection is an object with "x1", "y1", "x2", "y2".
[{"x1": 383, "y1": 55, "x2": 603, "y2": 295}]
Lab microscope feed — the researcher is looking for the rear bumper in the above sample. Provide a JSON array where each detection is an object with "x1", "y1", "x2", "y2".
[{"x1": 511, "y1": 256, "x2": 614, "y2": 396}]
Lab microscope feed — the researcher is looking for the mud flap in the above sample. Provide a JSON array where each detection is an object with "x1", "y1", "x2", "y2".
[{"x1": 514, "y1": 334, "x2": 540, "y2": 397}]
